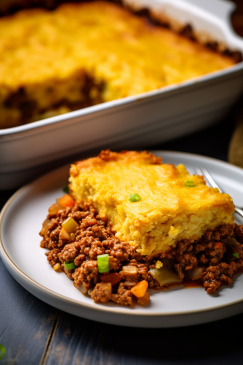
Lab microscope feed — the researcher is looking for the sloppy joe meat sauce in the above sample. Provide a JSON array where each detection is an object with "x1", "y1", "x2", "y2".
[{"x1": 40, "y1": 201, "x2": 243, "y2": 307}]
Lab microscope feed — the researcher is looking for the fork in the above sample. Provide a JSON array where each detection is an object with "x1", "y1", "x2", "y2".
[{"x1": 195, "y1": 166, "x2": 243, "y2": 219}]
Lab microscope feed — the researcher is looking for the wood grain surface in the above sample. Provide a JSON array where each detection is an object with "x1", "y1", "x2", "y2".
[
  {"x1": 0, "y1": 259, "x2": 58, "y2": 365},
  {"x1": 0, "y1": 1, "x2": 243, "y2": 364},
  {"x1": 44, "y1": 311, "x2": 243, "y2": 365}
]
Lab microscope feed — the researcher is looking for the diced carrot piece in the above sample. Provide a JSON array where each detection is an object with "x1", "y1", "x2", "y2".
[
  {"x1": 59, "y1": 194, "x2": 75, "y2": 208},
  {"x1": 59, "y1": 227, "x2": 71, "y2": 241},
  {"x1": 100, "y1": 273, "x2": 121, "y2": 285},
  {"x1": 214, "y1": 242, "x2": 223, "y2": 249},
  {"x1": 137, "y1": 292, "x2": 150, "y2": 306},
  {"x1": 131, "y1": 280, "x2": 148, "y2": 298}
]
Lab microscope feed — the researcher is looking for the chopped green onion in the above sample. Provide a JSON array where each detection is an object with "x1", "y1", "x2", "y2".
[
  {"x1": 0, "y1": 344, "x2": 6, "y2": 360},
  {"x1": 63, "y1": 185, "x2": 69, "y2": 194},
  {"x1": 129, "y1": 194, "x2": 141, "y2": 202},
  {"x1": 97, "y1": 254, "x2": 110, "y2": 273},
  {"x1": 64, "y1": 261, "x2": 76, "y2": 270},
  {"x1": 232, "y1": 252, "x2": 239, "y2": 259},
  {"x1": 184, "y1": 181, "x2": 195, "y2": 188}
]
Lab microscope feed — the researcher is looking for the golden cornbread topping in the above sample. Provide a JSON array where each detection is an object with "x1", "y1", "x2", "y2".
[
  {"x1": 69, "y1": 150, "x2": 235, "y2": 256},
  {"x1": 0, "y1": 0, "x2": 239, "y2": 128}
]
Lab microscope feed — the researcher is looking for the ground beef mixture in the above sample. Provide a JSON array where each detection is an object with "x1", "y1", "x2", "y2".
[{"x1": 40, "y1": 201, "x2": 243, "y2": 307}]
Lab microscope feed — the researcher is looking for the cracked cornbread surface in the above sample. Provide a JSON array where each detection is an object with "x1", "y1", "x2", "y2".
[
  {"x1": 0, "y1": 0, "x2": 237, "y2": 128},
  {"x1": 69, "y1": 150, "x2": 235, "y2": 256}
]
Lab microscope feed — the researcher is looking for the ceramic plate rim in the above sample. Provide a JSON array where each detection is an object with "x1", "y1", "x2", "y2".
[{"x1": 1, "y1": 150, "x2": 243, "y2": 318}]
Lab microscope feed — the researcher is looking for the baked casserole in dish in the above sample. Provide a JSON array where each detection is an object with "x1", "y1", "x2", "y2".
[
  {"x1": 0, "y1": 0, "x2": 241, "y2": 129},
  {"x1": 40, "y1": 151, "x2": 243, "y2": 307},
  {"x1": 1, "y1": 0, "x2": 243, "y2": 190}
]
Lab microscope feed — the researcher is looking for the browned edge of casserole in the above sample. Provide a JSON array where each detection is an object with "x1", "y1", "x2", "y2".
[
  {"x1": 1, "y1": 0, "x2": 242, "y2": 129},
  {"x1": 0, "y1": 0, "x2": 242, "y2": 62}
]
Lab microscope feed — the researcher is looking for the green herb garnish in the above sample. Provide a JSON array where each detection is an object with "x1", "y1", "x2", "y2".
[
  {"x1": 0, "y1": 344, "x2": 6, "y2": 360},
  {"x1": 97, "y1": 254, "x2": 110, "y2": 273},
  {"x1": 63, "y1": 185, "x2": 69, "y2": 194},
  {"x1": 129, "y1": 194, "x2": 141, "y2": 202},
  {"x1": 64, "y1": 261, "x2": 76, "y2": 270},
  {"x1": 232, "y1": 252, "x2": 239, "y2": 259},
  {"x1": 184, "y1": 181, "x2": 195, "y2": 188}
]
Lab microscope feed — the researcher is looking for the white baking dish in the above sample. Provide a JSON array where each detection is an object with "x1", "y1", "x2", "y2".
[{"x1": 1, "y1": 0, "x2": 243, "y2": 189}]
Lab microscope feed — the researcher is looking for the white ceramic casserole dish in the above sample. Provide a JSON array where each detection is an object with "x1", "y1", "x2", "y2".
[{"x1": 0, "y1": 0, "x2": 243, "y2": 190}]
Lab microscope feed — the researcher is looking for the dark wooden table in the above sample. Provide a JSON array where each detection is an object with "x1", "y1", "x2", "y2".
[{"x1": 1, "y1": 2, "x2": 243, "y2": 364}]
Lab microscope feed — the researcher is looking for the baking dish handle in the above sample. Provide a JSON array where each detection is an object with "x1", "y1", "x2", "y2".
[
  {"x1": 183, "y1": 0, "x2": 236, "y2": 25},
  {"x1": 182, "y1": 0, "x2": 243, "y2": 44}
]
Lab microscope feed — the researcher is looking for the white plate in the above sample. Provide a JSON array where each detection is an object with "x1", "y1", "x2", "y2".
[{"x1": 1, "y1": 151, "x2": 243, "y2": 328}]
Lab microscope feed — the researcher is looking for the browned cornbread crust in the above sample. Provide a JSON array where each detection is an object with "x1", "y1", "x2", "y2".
[
  {"x1": 69, "y1": 150, "x2": 235, "y2": 257},
  {"x1": 40, "y1": 201, "x2": 243, "y2": 307},
  {"x1": 0, "y1": 0, "x2": 241, "y2": 129}
]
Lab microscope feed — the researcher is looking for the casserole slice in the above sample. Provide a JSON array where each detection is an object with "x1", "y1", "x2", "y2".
[{"x1": 69, "y1": 150, "x2": 235, "y2": 256}]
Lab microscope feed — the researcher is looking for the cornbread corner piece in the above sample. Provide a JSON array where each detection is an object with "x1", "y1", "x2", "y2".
[{"x1": 69, "y1": 150, "x2": 235, "y2": 256}]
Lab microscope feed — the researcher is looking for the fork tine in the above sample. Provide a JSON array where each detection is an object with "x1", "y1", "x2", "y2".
[
  {"x1": 195, "y1": 167, "x2": 204, "y2": 177},
  {"x1": 195, "y1": 166, "x2": 223, "y2": 193},
  {"x1": 200, "y1": 166, "x2": 223, "y2": 193},
  {"x1": 195, "y1": 166, "x2": 243, "y2": 219},
  {"x1": 195, "y1": 166, "x2": 212, "y2": 187}
]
